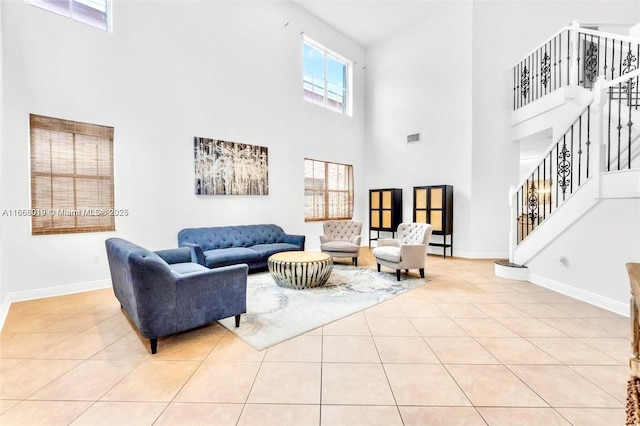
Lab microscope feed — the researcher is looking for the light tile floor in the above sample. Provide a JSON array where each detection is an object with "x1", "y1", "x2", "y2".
[{"x1": 0, "y1": 250, "x2": 631, "y2": 425}]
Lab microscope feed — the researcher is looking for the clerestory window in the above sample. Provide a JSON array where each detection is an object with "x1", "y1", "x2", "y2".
[
  {"x1": 29, "y1": 0, "x2": 111, "y2": 32},
  {"x1": 302, "y1": 37, "x2": 352, "y2": 116}
]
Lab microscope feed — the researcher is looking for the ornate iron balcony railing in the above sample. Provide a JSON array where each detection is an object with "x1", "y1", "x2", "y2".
[
  {"x1": 514, "y1": 23, "x2": 640, "y2": 110},
  {"x1": 607, "y1": 70, "x2": 640, "y2": 171}
]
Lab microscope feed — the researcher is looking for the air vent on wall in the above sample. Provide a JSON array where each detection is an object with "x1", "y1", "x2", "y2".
[{"x1": 407, "y1": 133, "x2": 421, "y2": 144}]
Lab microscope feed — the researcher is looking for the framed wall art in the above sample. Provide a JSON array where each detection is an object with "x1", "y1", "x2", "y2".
[{"x1": 194, "y1": 137, "x2": 269, "y2": 195}]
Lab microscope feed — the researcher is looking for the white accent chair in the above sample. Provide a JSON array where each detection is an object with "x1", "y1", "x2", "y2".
[
  {"x1": 320, "y1": 220, "x2": 362, "y2": 266},
  {"x1": 372, "y1": 222, "x2": 433, "y2": 281}
]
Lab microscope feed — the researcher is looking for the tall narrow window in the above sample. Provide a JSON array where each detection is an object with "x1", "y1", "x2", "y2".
[
  {"x1": 304, "y1": 158, "x2": 354, "y2": 221},
  {"x1": 29, "y1": 0, "x2": 111, "y2": 32},
  {"x1": 30, "y1": 114, "x2": 115, "y2": 235},
  {"x1": 302, "y1": 37, "x2": 352, "y2": 116}
]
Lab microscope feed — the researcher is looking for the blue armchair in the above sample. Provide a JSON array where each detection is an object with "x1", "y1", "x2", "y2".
[{"x1": 105, "y1": 237, "x2": 248, "y2": 354}]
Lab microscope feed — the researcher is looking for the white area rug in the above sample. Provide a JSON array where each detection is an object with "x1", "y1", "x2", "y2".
[{"x1": 218, "y1": 265, "x2": 427, "y2": 350}]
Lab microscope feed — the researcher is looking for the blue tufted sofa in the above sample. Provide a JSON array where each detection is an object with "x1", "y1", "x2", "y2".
[
  {"x1": 105, "y1": 237, "x2": 248, "y2": 354},
  {"x1": 178, "y1": 224, "x2": 305, "y2": 271}
]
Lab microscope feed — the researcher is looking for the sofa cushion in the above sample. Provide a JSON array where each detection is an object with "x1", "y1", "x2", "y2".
[
  {"x1": 204, "y1": 247, "x2": 260, "y2": 268},
  {"x1": 372, "y1": 246, "x2": 401, "y2": 263},
  {"x1": 169, "y1": 262, "x2": 209, "y2": 275},
  {"x1": 250, "y1": 243, "x2": 300, "y2": 259}
]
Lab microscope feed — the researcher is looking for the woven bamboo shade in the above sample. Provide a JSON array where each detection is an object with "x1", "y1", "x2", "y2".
[
  {"x1": 304, "y1": 158, "x2": 353, "y2": 221},
  {"x1": 30, "y1": 114, "x2": 115, "y2": 235}
]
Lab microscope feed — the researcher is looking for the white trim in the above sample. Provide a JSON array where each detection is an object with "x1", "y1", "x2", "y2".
[
  {"x1": 495, "y1": 263, "x2": 529, "y2": 281},
  {"x1": 0, "y1": 279, "x2": 111, "y2": 330},
  {"x1": 529, "y1": 272, "x2": 629, "y2": 317}
]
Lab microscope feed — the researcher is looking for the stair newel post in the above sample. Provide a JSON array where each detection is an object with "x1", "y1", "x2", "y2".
[
  {"x1": 569, "y1": 20, "x2": 581, "y2": 87},
  {"x1": 509, "y1": 185, "x2": 517, "y2": 263}
]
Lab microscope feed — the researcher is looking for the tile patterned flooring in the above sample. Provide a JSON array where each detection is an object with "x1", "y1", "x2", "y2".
[{"x1": 0, "y1": 250, "x2": 631, "y2": 425}]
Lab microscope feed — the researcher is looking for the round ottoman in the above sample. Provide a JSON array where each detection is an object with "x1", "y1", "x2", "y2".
[{"x1": 268, "y1": 251, "x2": 333, "y2": 289}]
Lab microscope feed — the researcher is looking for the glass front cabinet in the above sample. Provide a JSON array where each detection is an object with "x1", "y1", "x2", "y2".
[
  {"x1": 413, "y1": 185, "x2": 453, "y2": 258},
  {"x1": 369, "y1": 188, "x2": 402, "y2": 247}
]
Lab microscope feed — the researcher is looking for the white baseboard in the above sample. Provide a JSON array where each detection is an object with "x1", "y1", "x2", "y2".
[
  {"x1": 529, "y1": 273, "x2": 629, "y2": 317},
  {"x1": 0, "y1": 279, "x2": 112, "y2": 331}
]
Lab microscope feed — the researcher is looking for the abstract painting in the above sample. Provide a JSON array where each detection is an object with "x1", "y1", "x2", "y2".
[{"x1": 194, "y1": 137, "x2": 269, "y2": 195}]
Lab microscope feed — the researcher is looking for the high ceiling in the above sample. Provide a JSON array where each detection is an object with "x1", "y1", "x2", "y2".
[{"x1": 291, "y1": 0, "x2": 449, "y2": 47}]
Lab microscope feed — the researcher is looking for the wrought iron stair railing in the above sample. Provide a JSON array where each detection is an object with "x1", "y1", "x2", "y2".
[
  {"x1": 513, "y1": 68, "x2": 640, "y2": 246},
  {"x1": 514, "y1": 22, "x2": 640, "y2": 110},
  {"x1": 514, "y1": 105, "x2": 592, "y2": 243}
]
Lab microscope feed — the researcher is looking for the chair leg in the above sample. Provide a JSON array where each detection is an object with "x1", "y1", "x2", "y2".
[
  {"x1": 405, "y1": 269, "x2": 409, "y2": 274},
  {"x1": 419, "y1": 268, "x2": 425, "y2": 278},
  {"x1": 353, "y1": 257, "x2": 358, "y2": 267},
  {"x1": 377, "y1": 263, "x2": 381, "y2": 272},
  {"x1": 396, "y1": 270, "x2": 401, "y2": 281},
  {"x1": 235, "y1": 314, "x2": 241, "y2": 328},
  {"x1": 150, "y1": 338, "x2": 158, "y2": 354}
]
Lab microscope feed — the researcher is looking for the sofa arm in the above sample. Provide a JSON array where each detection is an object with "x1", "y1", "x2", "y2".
[
  {"x1": 400, "y1": 244, "x2": 427, "y2": 268},
  {"x1": 179, "y1": 242, "x2": 205, "y2": 265},
  {"x1": 155, "y1": 247, "x2": 193, "y2": 265},
  {"x1": 174, "y1": 263, "x2": 249, "y2": 326},
  {"x1": 352, "y1": 235, "x2": 362, "y2": 246},
  {"x1": 320, "y1": 235, "x2": 330, "y2": 244},
  {"x1": 175, "y1": 263, "x2": 248, "y2": 287},
  {"x1": 282, "y1": 233, "x2": 305, "y2": 250}
]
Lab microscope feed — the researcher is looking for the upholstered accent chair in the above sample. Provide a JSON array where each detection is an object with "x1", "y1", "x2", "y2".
[
  {"x1": 372, "y1": 222, "x2": 433, "y2": 281},
  {"x1": 320, "y1": 220, "x2": 363, "y2": 266}
]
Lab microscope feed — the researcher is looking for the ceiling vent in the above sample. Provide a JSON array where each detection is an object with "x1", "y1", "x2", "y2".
[{"x1": 407, "y1": 133, "x2": 421, "y2": 144}]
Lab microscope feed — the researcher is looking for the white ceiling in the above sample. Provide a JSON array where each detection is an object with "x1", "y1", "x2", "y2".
[{"x1": 291, "y1": 0, "x2": 448, "y2": 47}]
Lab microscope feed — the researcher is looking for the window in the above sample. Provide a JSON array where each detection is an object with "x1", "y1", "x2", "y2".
[
  {"x1": 30, "y1": 114, "x2": 115, "y2": 235},
  {"x1": 29, "y1": 0, "x2": 111, "y2": 32},
  {"x1": 304, "y1": 158, "x2": 354, "y2": 221},
  {"x1": 302, "y1": 37, "x2": 352, "y2": 116}
]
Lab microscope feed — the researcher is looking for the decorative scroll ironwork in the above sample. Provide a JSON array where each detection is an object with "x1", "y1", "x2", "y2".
[
  {"x1": 583, "y1": 42, "x2": 599, "y2": 85},
  {"x1": 625, "y1": 79, "x2": 637, "y2": 107},
  {"x1": 521, "y1": 66, "x2": 530, "y2": 99},
  {"x1": 623, "y1": 50, "x2": 638, "y2": 74},
  {"x1": 622, "y1": 51, "x2": 638, "y2": 100},
  {"x1": 526, "y1": 181, "x2": 538, "y2": 224},
  {"x1": 557, "y1": 141, "x2": 571, "y2": 195},
  {"x1": 540, "y1": 53, "x2": 551, "y2": 89}
]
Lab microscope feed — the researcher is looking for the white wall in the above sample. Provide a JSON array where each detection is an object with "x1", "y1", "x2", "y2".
[
  {"x1": 526, "y1": 197, "x2": 640, "y2": 314},
  {"x1": 364, "y1": 2, "x2": 474, "y2": 255},
  {"x1": 0, "y1": 1, "x2": 366, "y2": 309}
]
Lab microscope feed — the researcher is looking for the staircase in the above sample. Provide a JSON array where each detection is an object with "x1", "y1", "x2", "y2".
[{"x1": 500, "y1": 23, "x2": 640, "y2": 315}]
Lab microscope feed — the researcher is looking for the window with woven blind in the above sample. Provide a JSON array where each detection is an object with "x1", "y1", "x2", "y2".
[
  {"x1": 30, "y1": 114, "x2": 115, "y2": 235},
  {"x1": 304, "y1": 158, "x2": 354, "y2": 222}
]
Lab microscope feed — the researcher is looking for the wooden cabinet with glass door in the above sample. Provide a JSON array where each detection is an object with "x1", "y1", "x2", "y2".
[
  {"x1": 414, "y1": 185, "x2": 453, "y2": 258},
  {"x1": 369, "y1": 188, "x2": 402, "y2": 247}
]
